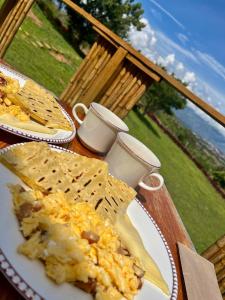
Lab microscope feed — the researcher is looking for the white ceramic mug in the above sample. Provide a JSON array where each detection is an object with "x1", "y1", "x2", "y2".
[
  {"x1": 105, "y1": 132, "x2": 164, "y2": 191},
  {"x1": 72, "y1": 102, "x2": 129, "y2": 154}
]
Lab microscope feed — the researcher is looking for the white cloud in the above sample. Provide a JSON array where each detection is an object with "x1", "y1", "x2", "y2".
[
  {"x1": 148, "y1": 0, "x2": 185, "y2": 29},
  {"x1": 166, "y1": 53, "x2": 175, "y2": 65},
  {"x1": 177, "y1": 33, "x2": 189, "y2": 44},
  {"x1": 156, "y1": 30, "x2": 199, "y2": 63},
  {"x1": 129, "y1": 19, "x2": 198, "y2": 64},
  {"x1": 157, "y1": 53, "x2": 175, "y2": 68},
  {"x1": 196, "y1": 51, "x2": 225, "y2": 81},
  {"x1": 129, "y1": 18, "x2": 157, "y2": 60},
  {"x1": 183, "y1": 71, "x2": 196, "y2": 84},
  {"x1": 176, "y1": 62, "x2": 184, "y2": 72},
  {"x1": 150, "y1": 35, "x2": 157, "y2": 46},
  {"x1": 128, "y1": 18, "x2": 225, "y2": 133}
]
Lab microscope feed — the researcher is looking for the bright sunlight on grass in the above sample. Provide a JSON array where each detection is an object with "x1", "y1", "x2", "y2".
[
  {"x1": 4, "y1": 3, "x2": 82, "y2": 96},
  {"x1": 125, "y1": 110, "x2": 225, "y2": 253}
]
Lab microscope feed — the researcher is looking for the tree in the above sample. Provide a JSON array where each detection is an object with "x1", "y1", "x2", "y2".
[
  {"x1": 212, "y1": 170, "x2": 225, "y2": 189},
  {"x1": 66, "y1": 0, "x2": 145, "y2": 45},
  {"x1": 139, "y1": 80, "x2": 187, "y2": 115}
]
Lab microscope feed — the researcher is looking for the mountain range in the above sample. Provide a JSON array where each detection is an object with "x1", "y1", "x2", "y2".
[{"x1": 175, "y1": 107, "x2": 225, "y2": 155}]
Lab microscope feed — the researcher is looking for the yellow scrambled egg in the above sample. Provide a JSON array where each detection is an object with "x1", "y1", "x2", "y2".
[
  {"x1": 11, "y1": 186, "x2": 141, "y2": 300},
  {"x1": 0, "y1": 103, "x2": 30, "y2": 121},
  {"x1": 0, "y1": 71, "x2": 20, "y2": 94},
  {"x1": 0, "y1": 72, "x2": 29, "y2": 122}
]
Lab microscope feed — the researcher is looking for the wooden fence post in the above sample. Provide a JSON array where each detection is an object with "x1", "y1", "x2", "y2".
[
  {"x1": 81, "y1": 46, "x2": 127, "y2": 105},
  {"x1": 202, "y1": 235, "x2": 225, "y2": 299},
  {"x1": 0, "y1": 0, "x2": 35, "y2": 58}
]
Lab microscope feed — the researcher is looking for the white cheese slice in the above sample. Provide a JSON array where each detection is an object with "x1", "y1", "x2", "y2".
[{"x1": 0, "y1": 113, "x2": 57, "y2": 134}]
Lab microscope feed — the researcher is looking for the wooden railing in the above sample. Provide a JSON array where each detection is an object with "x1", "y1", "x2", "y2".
[
  {"x1": 0, "y1": 0, "x2": 225, "y2": 125},
  {"x1": 0, "y1": 0, "x2": 35, "y2": 57},
  {"x1": 61, "y1": 0, "x2": 225, "y2": 126},
  {"x1": 202, "y1": 235, "x2": 225, "y2": 299}
]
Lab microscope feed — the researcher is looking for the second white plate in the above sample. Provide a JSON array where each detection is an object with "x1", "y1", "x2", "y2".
[{"x1": 0, "y1": 64, "x2": 76, "y2": 144}]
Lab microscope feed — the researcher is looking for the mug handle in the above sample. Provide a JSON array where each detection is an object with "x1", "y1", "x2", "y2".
[
  {"x1": 138, "y1": 173, "x2": 164, "y2": 191},
  {"x1": 72, "y1": 103, "x2": 89, "y2": 125}
]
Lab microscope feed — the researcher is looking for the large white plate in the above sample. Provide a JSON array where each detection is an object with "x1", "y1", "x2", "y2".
[
  {"x1": 0, "y1": 64, "x2": 76, "y2": 144},
  {"x1": 0, "y1": 144, "x2": 178, "y2": 300}
]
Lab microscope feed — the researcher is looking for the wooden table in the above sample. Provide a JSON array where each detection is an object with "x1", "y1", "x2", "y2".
[{"x1": 0, "y1": 104, "x2": 194, "y2": 300}]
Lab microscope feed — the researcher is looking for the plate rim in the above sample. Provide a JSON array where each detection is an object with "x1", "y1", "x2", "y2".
[
  {"x1": 0, "y1": 143, "x2": 178, "y2": 300},
  {"x1": 0, "y1": 63, "x2": 76, "y2": 144}
]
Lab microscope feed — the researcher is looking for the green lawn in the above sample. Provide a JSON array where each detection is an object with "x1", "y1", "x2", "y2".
[
  {"x1": 4, "y1": 3, "x2": 82, "y2": 95},
  {"x1": 125, "y1": 111, "x2": 225, "y2": 253}
]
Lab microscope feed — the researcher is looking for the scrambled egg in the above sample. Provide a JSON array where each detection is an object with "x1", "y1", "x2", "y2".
[
  {"x1": 0, "y1": 71, "x2": 20, "y2": 94},
  {"x1": 11, "y1": 186, "x2": 142, "y2": 300},
  {"x1": 0, "y1": 72, "x2": 29, "y2": 122},
  {"x1": 0, "y1": 103, "x2": 30, "y2": 121}
]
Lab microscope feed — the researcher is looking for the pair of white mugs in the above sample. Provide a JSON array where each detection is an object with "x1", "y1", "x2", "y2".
[{"x1": 73, "y1": 102, "x2": 164, "y2": 192}]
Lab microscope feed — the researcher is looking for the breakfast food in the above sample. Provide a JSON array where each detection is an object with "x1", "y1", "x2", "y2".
[
  {"x1": 10, "y1": 186, "x2": 143, "y2": 300},
  {"x1": 0, "y1": 71, "x2": 72, "y2": 133},
  {"x1": 1, "y1": 142, "x2": 170, "y2": 298},
  {"x1": 8, "y1": 80, "x2": 72, "y2": 130},
  {"x1": 0, "y1": 72, "x2": 30, "y2": 122},
  {"x1": 0, "y1": 71, "x2": 20, "y2": 94},
  {"x1": 0, "y1": 103, "x2": 30, "y2": 122},
  {"x1": 1, "y1": 142, "x2": 136, "y2": 217}
]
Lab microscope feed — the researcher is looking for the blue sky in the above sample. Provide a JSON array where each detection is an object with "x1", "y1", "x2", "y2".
[{"x1": 128, "y1": 0, "x2": 225, "y2": 133}]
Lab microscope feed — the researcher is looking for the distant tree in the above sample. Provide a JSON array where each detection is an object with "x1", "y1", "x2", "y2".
[
  {"x1": 139, "y1": 80, "x2": 187, "y2": 115},
  {"x1": 212, "y1": 170, "x2": 225, "y2": 189},
  {"x1": 66, "y1": 0, "x2": 145, "y2": 45}
]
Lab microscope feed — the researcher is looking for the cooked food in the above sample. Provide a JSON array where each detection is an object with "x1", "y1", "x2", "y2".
[
  {"x1": 115, "y1": 213, "x2": 170, "y2": 295},
  {"x1": 0, "y1": 114, "x2": 57, "y2": 134},
  {"x1": 0, "y1": 71, "x2": 72, "y2": 133},
  {"x1": 0, "y1": 72, "x2": 20, "y2": 94},
  {"x1": 0, "y1": 72, "x2": 30, "y2": 122},
  {"x1": 10, "y1": 185, "x2": 143, "y2": 300},
  {"x1": 1, "y1": 142, "x2": 170, "y2": 298},
  {"x1": 1, "y1": 142, "x2": 136, "y2": 216},
  {"x1": 8, "y1": 80, "x2": 72, "y2": 131},
  {"x1": 0, "y1": 103, "x2": 30, "y2": 122}
]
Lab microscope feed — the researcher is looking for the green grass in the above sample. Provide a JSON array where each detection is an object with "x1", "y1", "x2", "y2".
[
  {"x1": 125, "y1": 111, "x2": 225, "y2": 253},
  {"x1": 4, "y1": 3, "x2": 82, "y2": 95}
]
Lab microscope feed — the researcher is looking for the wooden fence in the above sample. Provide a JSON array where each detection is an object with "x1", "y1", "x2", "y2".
[
  {"x1": 202, "y1": 235, "x2": 225, "y2": 299},
  {"x1": 0, "y1": 0, "x2": 35, "y2": 57},
  {"x1": 60, "y1": 35, "x2": 157, "y2": 118}
]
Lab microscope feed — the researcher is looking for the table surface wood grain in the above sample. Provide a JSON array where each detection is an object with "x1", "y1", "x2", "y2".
[{"x1": 0, "y1": 61, "x2": 194, "y2": 300}]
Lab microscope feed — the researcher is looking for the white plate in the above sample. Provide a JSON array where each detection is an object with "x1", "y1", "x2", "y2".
[
  {"x1": 0, "y1": 144, "x2": 178, "y2": 300},
  {"x1": 0, "y1": 64, "x2": 76, "y2": 144}
]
